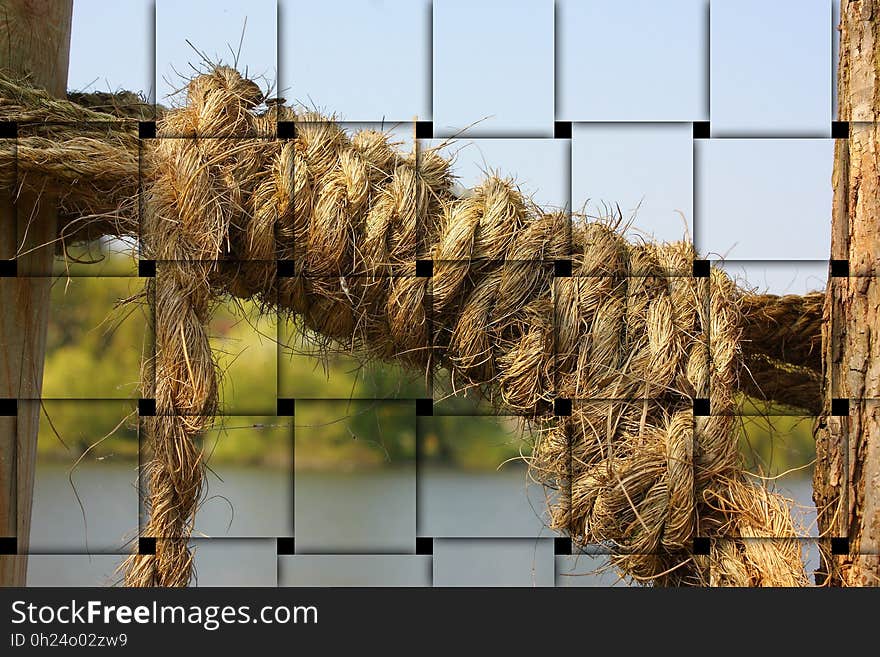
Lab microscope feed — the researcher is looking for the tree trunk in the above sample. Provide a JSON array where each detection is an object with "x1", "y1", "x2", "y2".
[
  {"x1": 813, "y1": 0, "x2": 880, "y2": 586},
  {"x1": 0, "y1": 0, "x2": 72, "y2": 587}
]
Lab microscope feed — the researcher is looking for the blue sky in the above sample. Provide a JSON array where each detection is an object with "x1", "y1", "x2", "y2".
[{"x1": 67, "y1": 0, "x2": 836, "y2": 294}]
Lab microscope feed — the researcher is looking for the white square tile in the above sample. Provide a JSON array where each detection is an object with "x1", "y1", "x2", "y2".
[
  {"x1": 27, "y1": 555, "x2": 127, "y2": 587},
  {"x1": 557, "y1": 0, "x2": 707, "y2": 121},
  {"x1": 718, "y1": 261, "x2": 828, "y2": 296},
  {"x1": 29, "y1": 401, "x2": 139, "y2": 554},
  {"x1": 194, "y1": 418, "x2": 292, "y2": 538},
  {"x1": 281, "y1": 0, "x2": 430, "y2": 121},
  {"x1": 422, "y1": 137, "x2": 569, "y2": 211},
  {"x1": 697, "y1": 139, "x2": 832, "y2": 260},
  {"x1": 418, "y1": 416, "x2": 550, "y2": 537},
  {"x1": 156, "y1": 0, "x2": 277, "y2": 107},
  {"x1": 555, "y1": 554, "x2": 631, "y2": 587},
  {"x1": 710, "y1": 0, "x2": 831, "y2": 136},
  {"x1": 433, "y1": 0, "x2": 554, "y2": 137},
  {"x1": 69, "y1": 0, "x2": 155, "y2": 105},
  {"x1": 190, "y1": 538, "x2": 277, "y2": 586},
  {"x1": 294, "y1": 400, "x2": 416, "y2": 553},
  {"x1": 572, "y1": 123, "x2": 693, "y2": 244},
  {"x1": 279, "y1": 555, "x2": 431, "y2": 586},
  {"x1": 432, "y1": 538, "x2": 554, "y2": 586}
]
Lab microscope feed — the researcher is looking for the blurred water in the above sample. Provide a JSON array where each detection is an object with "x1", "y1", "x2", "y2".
[{"x1": 25, "y1": 462, "x2": 818, "y2": 587}]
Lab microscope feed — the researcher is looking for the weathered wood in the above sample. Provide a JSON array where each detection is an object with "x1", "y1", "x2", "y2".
[
  {"x1": 814, "y1": 0, "x2": 880, "y2": 586},
  {"x1": 0, "y1": 0, "x2": 72, "y2": 587}
]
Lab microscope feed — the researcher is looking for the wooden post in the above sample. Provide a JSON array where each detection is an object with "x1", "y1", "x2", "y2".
[
  {"x1": 0, "y1": 0, "x2": 73, "y2": 587},
  {"x1": 813, "y1": 0, "x2": 880, "y2": 586}
]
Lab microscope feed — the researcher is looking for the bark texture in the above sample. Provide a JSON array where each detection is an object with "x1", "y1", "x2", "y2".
[{"x1": 814, "y1": 0, "x2": 880, "y2": 586}]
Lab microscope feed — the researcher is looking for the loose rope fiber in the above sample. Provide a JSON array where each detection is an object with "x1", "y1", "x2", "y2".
[{"x1": 1, "y1": 67, "x2": 817, "y2": 586}]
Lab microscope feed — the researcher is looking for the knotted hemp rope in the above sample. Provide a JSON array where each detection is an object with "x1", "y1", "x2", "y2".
[{"x1": 1, "y1": 67, "x2": 810, "y2": 586}]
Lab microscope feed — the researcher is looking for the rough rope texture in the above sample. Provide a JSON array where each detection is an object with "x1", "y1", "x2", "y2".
[
  {"x1": 738, "y1": 293, "x2": 823, "y2": 414},
  {"x1": 1, "y1": 67, "x2": 815, "y2": 587}
]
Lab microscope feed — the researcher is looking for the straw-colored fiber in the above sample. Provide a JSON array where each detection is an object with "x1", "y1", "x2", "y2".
[{"x1": 1, "y1": 67, "x2": 819, "y2": 587}]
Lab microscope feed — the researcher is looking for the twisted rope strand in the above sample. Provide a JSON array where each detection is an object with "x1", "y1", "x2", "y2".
[{"x1": 1, "y1": 67, "x2": 812, "y2": 586}]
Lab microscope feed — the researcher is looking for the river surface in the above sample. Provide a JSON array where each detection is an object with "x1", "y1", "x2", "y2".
[{"x1": 25, "y1": 462, "x2": 819, "y2": 586}]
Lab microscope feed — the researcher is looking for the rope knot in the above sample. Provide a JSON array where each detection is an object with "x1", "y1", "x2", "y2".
[
  {"x1": 182, "y1": 66, "x2": 264, "y2": 136},
  {"x1": 124, "y1": 66, "x2": 809, "y2": 587}
]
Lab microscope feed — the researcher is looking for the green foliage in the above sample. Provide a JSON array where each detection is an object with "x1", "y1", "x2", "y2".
[
  {"x1": 42, "y1": 275, "x2": 146, "y2": 399},
  {"x1": 419, "y1": 415, "x2": 525, "y2": 470},
  {"x1": 294, "y1": 401, "x2": 417, "y2": 470},
  {"x1": 200, "y1": 418, "x2": 291, "y2": 468},
  {"x1": 36, "y1": 400, "x2": 139, "y2": 463},
  {"x1": 738, "y1": 414, "x2": 815, "y2": 477}
]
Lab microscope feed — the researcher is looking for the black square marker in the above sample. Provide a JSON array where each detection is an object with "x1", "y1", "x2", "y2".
[
  {"x1": 138, "y1": 121, "x2": 157, "y2": 139},
  {"x1": 416, "y1": 537, "x2": 433, "y2": 555},
  {"x1": 831, "y1": 398, "x2": 850, "y2": 417},
  {"x1": 415, "y1": 121, "x2": 433, "y2": 139},
  {"x1": 830, "y1": 259, "x2": 849, "y2": 277},
  {"x1": 277, "y1": 537, "x2": 296, "y2": 555},
  {"x1": 277, "y1": 121, "x2": 297, "y2": 139},
  {"x1": 277, "y1": 259, "x2": 296, "y2": 278},
  {"x1": 0, "y1": 259, "x2": 17, "y2": 277},
  {"x1": 830, "y1": 537, "x2": 849, "y2": 555},
  {"x1": 831, "y1": 121, "x2": 849, "y2": 139},
  {"x1": 415, "y1": 259, "x2": 433, "y2": 277},
  {"x1": 692, "y1": 121, "x2": 710, "y2": 139},
  {"x1": 0, "y1": 537, "x2": 16, "y2": 554},
  {"x1": 277, "y1": 398, "x2": 296, "y2": 417},
  {"x1": 0, "y1": 121, "x2": 18, "y2": 138},
  {"x1": 692, "y1": 537, "x2": 710, "y2": 555},
  {"x1": 0, "y1": 399, "x2": 17, "y2": 416},
  {"x1": 554, "y1": 537, "x2": 572, "y2": 555},
  {"x1": 692, "y1": 259, "x2": 710, "y2": 278},
  {"x1": 138, "y1": 398, "x2": 156, "y2": 416},
  {"x1": 138, "y1": 259, "x2": 156, "y2": 278},
  {"x1": 415, "y1": 398, "x2": 433, "y2": 416},
  {"x1": 553, "y1": 121, "x2": 572, "y2": 139},
  {"x1": 554, "y1": 398, "x2": 572, "y2": 417},
  {"x1": 693, "y1": 398, "x2": 710, "y2": 416},
  {"x1": 138, "y1": 537, "x2": 156, "y2": 555},
  {"x1": 554, "y1": 259, "x2": 572, "y2": 277}
]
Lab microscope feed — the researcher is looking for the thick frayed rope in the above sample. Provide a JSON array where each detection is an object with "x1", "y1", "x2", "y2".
[{"x1": 1, "y1": 67, "x2": 810, "y2": 586}]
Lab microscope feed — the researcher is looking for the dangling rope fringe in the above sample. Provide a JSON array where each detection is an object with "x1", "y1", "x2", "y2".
[{"x1": 1, "y1": 67, "x2": 821, "y2": 586}]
